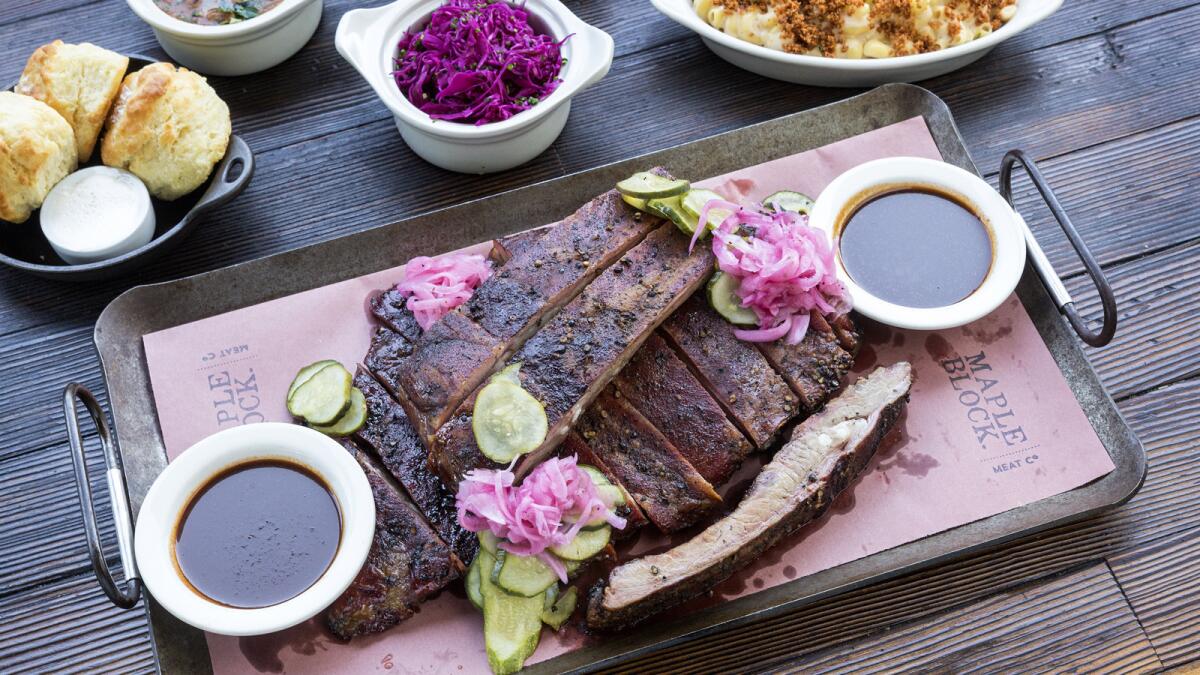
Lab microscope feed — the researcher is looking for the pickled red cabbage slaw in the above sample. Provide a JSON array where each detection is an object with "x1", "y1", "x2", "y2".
[
  {"x1": 395, "y1": 252, "x2": 492, "y2": 330},
  {"x1": 456, "y1": 456, "x2": 626, "y2": 581},
  {"x1": 393, "y1": 0, "x2": 569, "y2": 126},
  {"x1": 693, "y1": 200, "x2": 852, "y2": 344}
]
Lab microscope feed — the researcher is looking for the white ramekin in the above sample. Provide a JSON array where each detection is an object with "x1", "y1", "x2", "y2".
[
  {"x1": 134, "y1": 423, "x2": 375, "y2": 636},
  {"x1": 126, "y1": 0, "x2": 323, "y2": 76},
  {"x1": 652, "y1": 0, "x2": 1062, "y2": 87},
  {"x1": 809, "y1": 157, "x2": 1027, "y2": 331},
  {"x1": 336, "y1": 0, "x2": 613, "y2": 174}
]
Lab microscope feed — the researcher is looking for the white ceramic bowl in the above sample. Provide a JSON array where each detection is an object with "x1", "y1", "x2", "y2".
[
  {"x1": 651, "y1": 0, "x2": 1062, "y2": 87},
  {"x1": 134, "y1": 423, "x2": 374, "y2": 636},
  {"x1": 809, "y1": 157, "x2": 1027, "y2": 331},
  {"x1": 336, "y1": 0, "x2": 613, "y2": 174},
  {"x1": 126, "y1": 0, "x2": 323, "y2": 76}
]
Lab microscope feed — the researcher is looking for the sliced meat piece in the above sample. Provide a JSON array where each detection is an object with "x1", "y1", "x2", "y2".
[
  {"x1": 353, "y1": 368, "x2": 477, "y2": 564},
  {"x1": 614, "y1": 332, "x2": 752, "y2": 485},
  {"x1": 757, "y1": 315, "x2": 855, "y2": 414},
  {"x1": 494, "y1": 227, "x2": 548, "y2": 263},
  {"x1": 661, "y1": 294, "x2": 797, "y2": 448},
  {"x1": 326, "y1": 444, "x2": 462, "y2": 639},
  {"x1": 587, "y1": 363, "x2": 913, "y2": 631},
  {"x1": 830, "y1": 313, "x2": 862, "y2": 356},
  {"x1": 577, "y1": 387, "x2": 721, "y2": 533},
  {"x1": 432, "y1": 225, "x2": 716, "y2": 484},
  {"x1": 393, "y1": 190, "x2": 659, "y2": 441},
  {"x1": 364, "y1": 325, "x2": 423, "y2": 418},
  {"x1": 369, "y1": 288, "x2": 425, "y2": 339},
  {"x1": 558, "y1": 433, "x2": 650, "y2": 536}
]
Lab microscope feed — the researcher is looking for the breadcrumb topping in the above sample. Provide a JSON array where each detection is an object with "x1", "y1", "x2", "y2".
[{"x1": 710, "y1": 0, "x2": 1016, "y2": 57}]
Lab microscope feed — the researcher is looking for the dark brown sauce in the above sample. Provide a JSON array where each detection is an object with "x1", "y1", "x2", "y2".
[
  {"x1": 839, "y1": 187, "x2": 993, "y2": 308},
  {"x1": 174, "y1": 459, "x2": 341, "y2": 609},
  {"x1": 154, "y1": 0, "x2": 284, "y2": 25}
]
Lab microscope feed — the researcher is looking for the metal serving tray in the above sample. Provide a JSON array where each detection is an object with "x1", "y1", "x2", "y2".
[{"x1": 80, "y1": 84, "x2": 1145, "y2": 673}]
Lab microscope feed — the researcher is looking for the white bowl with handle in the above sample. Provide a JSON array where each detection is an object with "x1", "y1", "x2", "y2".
[
  {"x1": 651, "y1": 0, "x2": 1062, "y2": 87},
  {"x1": 336, "y1": 0, "x2": 613, "y2": 174}
]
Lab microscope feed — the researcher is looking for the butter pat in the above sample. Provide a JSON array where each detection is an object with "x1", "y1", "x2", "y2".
[{"x1": 40, "y1": 166, "x2": 155, "y2": 264}]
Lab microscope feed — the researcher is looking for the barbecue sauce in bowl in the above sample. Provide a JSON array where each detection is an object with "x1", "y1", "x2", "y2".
[
  {"x1": 838, "y1": 187, "x2": 994, "y2": 309},
  {"x1": 173, "y1": 459, "x2": 341, "y2": 608}
]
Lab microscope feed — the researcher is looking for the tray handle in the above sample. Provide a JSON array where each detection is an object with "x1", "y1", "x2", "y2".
[
  {"x1": 64, "y1": 383, "x2": 141, "y2": 609},
  {"x1": 999, "y1": 149, "x2": 1118, "y2": 347}
]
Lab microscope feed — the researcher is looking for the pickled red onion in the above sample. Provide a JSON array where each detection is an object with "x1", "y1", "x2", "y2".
[
  {"x1": 455, "y1": 456, "x2": 625, "y2": 581},
  {"x1": 395, "y1": 252, "x2": 492, "y2": 330},
  {"x1": 693, "y1": 199, "x2": 851, "y2": 345}
]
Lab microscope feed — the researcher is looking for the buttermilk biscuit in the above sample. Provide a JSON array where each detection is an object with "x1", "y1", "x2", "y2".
[
  {"x1": 16, "y1": 40, "x2": 129, "y2": 163},
  {"x1": 101, "y1": 63, "x2": 231, "y2": 201},
  {"x1": 0, "y1": 92, "x2": 78, "y2": 224}
]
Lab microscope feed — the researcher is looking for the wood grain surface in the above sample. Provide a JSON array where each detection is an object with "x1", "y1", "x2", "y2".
[{"x1": 0, "y1": 0, "x2": 1197, "y2": 672}]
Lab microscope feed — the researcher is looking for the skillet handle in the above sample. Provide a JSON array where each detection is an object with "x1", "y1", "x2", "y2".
[
  {"x1": 999, "y1": 149, "x2": 1118, "y2": 347},
  {"x1": 64, "y1": 383, "x2": 141, "y2": 609},
  {"x1": 191, "y1": 135, "x2": 254, "y2": 213}
]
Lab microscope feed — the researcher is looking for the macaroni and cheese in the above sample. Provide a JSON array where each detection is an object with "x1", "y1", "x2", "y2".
[{"x1": 694, "y1": 0, "x2": 1019, "y2": 59}]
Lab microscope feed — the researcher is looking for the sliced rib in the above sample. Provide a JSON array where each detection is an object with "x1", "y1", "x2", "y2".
[
  {"x1": 661, "y1": 294, "x2": 798, "y2": 448},
  {"x1": 353, "y1": 368, "x2": 477, "y2": 564},
  {"x1": 578, "y1": 387, "x2": 722, "y2": 533},
  {"x1": 587, "y1": 362, "x2": 913, "y2": 631},
  {"x1": 559, "y1": 432, "x2": 650, "y2": 536},
  {"x1": 326, "y1": 442, "x2": 462, "y2": 639},
  {"x1": 614, "y1": 332, "x2": 752, "y2": 485},
  {"x1": 757, "y1": 314, "x2": 855, "y2": 414},
  {"x1": 391, "y1": 191, "x2": 659, "y2": 441},
  {"x1": 432, "y1": 224, "x2": 717, "y2": 485}
]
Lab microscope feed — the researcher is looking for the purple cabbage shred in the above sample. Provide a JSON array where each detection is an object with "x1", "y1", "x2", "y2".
[{"x1": 393, "y1": 0, "x2": 570, "y2": 126}]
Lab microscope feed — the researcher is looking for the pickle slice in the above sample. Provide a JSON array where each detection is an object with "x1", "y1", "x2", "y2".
[
  {"x1": 310, "y1": 387, "x2": 367, "y2": 437},
  {"x1": 707, "y1": 272, "x2": 759, "y2": 327},
  {"x1": 682, "y1": 189, "x2": 734, "y2": 231},
  {"x1": 286, "y1": 363, "x2": 353, "y2": 425},
  {"x1": 549, "y1": 526, "x2": 611, "y2": 562},
  {"x1": 645, "y1": 196, "x2": 701, "y2": 236},
  {"x1": 615, "y1": 172, "x2": 689, "y2": 200},
  {"x1": 541, "y1": 586, "x2": 577, "y2": 631},
  {"x1": 764, "y1": 190, "x2": 814, "y2": 216},
  {"x1": 621, "y1": 194, "x2": 647, "y2": 210},
  {"x1": 287, "y1": 359, "x2": 339, "y2": 401},
  {"x1": 473, "y1": 376, "x2": 548, "y2": 463}
]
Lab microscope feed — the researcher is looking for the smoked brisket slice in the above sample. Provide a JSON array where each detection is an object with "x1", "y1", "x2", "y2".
[
  {"x1": 757, "y1": 314, "x2": 855, "y2": 414},
  {"x1": 353, "y1": 368, "x2": 478, "y2": 564},
  {"x1": 369, "y1": 289, "x2": 425, "y2": 340},
  {"x1": 614, "y1": 332, "x2": 752, "y2": 485},
  {"x1": 587, "y1": 363, "x2": 913, "y2": 631},
  {"x1": 559, "y1": 433, "x2": 650, "y2": 536},
  {"x1": 326, "y1": 442, "x2": 462, "y2": 640},
  {"x1": 578, "y1": 387, "x2": 722, "y2": 533},
  {"x1": 661, "y1": 294, "x2": 797, "y2": 448},
  {"x1": 432, "y1": 225, "x2": 716, "y2": 485},
  {"x1": 393, "y1": 190, "x2": 659, "y2": 442}
]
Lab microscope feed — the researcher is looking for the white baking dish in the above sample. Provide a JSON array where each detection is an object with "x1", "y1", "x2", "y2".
[
  {"x1": 126, "y1": 0, "x2": 323, "y2": 76},
  {"x1": 336, "y1": 0, "x2": 613, "y2": 174},
  {"x1": 651, "y1": 0, "x2": 1063, "y2": 87}
]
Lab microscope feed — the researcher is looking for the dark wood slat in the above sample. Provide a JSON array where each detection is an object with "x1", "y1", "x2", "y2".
[
  {"x1": 1111, "y1": 526, "x2": 1200, "y2": 667},
  {"x1": 0, "y1": 573, "x2": 155, "y2": 674},
  {"x1": 0, "y1": 0, "x2": 101, "y2": 28},
  {"x1": 1003, "y1": 115, "x2": 1200, "y2": 280},
  {"x1": 994, "y1": 0, "x2": 1197, "y2": 56},
  {"x1": 1071, "y1": 241, "x2": 1200, "y2": 401},
  {"x1": 595, "y1": 376, "x2": 1200, "y2": 672}
]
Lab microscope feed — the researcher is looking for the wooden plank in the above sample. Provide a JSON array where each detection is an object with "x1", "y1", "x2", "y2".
[
  {"x1": 766, "y1": 565, "x2": 1160, "y2": 674},
  {"x1": 1004, "y1": 115, "x2": 1200, "y2": 279},
  {"x1": 1111, "y1": 528, "x2": 1200, "y2": 667},
  {"x1": 0, "y1": 0, "x2": 101, "y2": 28},
  {"x1": 0, "y1": 573, "x2": 155, "y2": 674},
  {"x1": 1070, "y1": 241, "x2": 1200, "y2": 401},
  {"x1": 590, "y1": 376, "x2": 1200, "y2": 671}
]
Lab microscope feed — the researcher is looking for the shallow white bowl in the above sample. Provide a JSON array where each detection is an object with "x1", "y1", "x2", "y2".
[
  {"x1": 809, "y1": 157, "x2": 1027, "y2": 331},
  {"x1": 126, "y1": 0, "x2": 323, "y2": 76},
  {"x1": 134, "y1": 423, "x2": 374, "y2": 636},
  {"x1": 651, "y1": 0, "x2": 1062, "y2": 87},
  {"x1": 336, "y1": 0, "x2": 613, "y2": 174}
]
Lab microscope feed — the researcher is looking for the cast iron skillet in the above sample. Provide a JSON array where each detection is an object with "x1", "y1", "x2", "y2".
[{"x1": 0, "y1": 54, "x2": 254, "y2": 281}]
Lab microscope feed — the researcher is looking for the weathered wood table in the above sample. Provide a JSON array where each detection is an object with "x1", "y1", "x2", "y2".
[{"x1": 1, "y1": 1, "x2": 1197, "y2": 672}]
